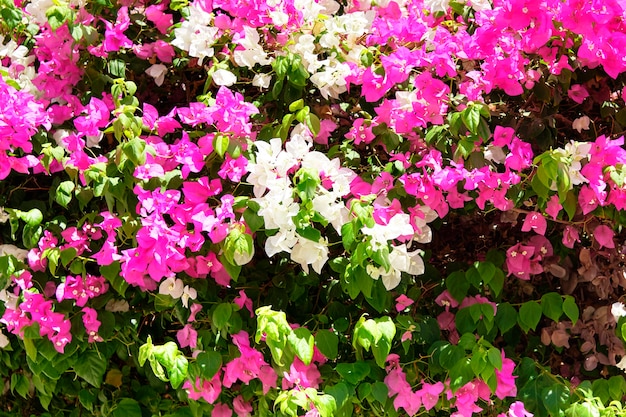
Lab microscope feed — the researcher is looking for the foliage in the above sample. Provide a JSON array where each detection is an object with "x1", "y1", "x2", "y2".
[{"x1": 0, "y1": 0, "x2": 626, "y2": 416}]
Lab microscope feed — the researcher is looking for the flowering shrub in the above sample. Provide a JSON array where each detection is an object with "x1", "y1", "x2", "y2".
[{"x1": 1, "y1": 0, "x2": 626, "y2": 416}]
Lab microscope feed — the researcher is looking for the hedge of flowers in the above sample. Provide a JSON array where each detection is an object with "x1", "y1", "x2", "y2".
[{"x1": 1, "y1": 0, "x2": 626, "y2": 416}]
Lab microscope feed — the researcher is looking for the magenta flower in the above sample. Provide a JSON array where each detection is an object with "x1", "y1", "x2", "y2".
[
  {"x1": 102, "y1": 6, "x2": 133, "y2": 52},
  {"x1": 416, "y1": 381, "x2": 444, "y2": 410},
  {"x1": 395, "y1": 294, "x2": 414, "y2": 312},
  {"x1": 593, "y1": 225, "x2": 615, "y2": 249},
  {"x1": 234, "y1": 290, "x2": 254, "y2": 318},
  {"x1": 183, "y1": 373, "x2": 222, "y2": 404},
  {"x1": 545, "y1": 195, "x2": 562, "y2": 220},
  {"x1": 495, "y1": 352, "x2": 517, "y2": 399},
  {"x1": 521, "y1": 212, "x2": 547, "y2": 236},
  {"x1": 177, "y1": 324, "x2": 198, "y2": 349},
  {"x1": 562, "y1": 226, "x2": 580, "y2": 249}
]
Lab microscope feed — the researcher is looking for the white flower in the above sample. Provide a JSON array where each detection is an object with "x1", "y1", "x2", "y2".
[
  {"x1": 617, "y1": 355, "x2": 626, "y2": 372},
  {"x1": 181, "y1": 285, "x2": 197, "y2": 308},
  {"x1": 252, "y1": 73, "x2": 272, "y2": 89},
  {"x1": 0, "y1": 244, "x2": 28, "y2": 261},
  {"x1": 291, "y1": 237, "x2": 329, "y2": 274},
  {"x1": 171, "y1": 5, "x2": 219, "y2": 65},
  {"x1": 0, "y1": 330, "x2": 9, "y2": 349},
  {"x1": 159, "y1": 277, "x2": 184, "y2": 299},
  {"x1": 381, "y1": 268, "x2": 402, "y2": 290},
  {"x1": 424, "y1": 0, "x2": 450, "y2": 13},
  {"x1": 265, "y1": 229, "x2": 298, "y2": 257},
  {"x1": 612, "y1": 302, "x2": 626, "y2": 320},
  {"x1": 468, "y1": 0, "x2": 492, "y2": 11},
  {"x1": 362, "y1": 213, "x2": 415, "y2": 249},
  {"x1": 86, "y1": 132, "x2": 103, "y2": 148},
  {"x1": 145, "y1": 64, "x2": 168, "y2": 86},
  {"x1": 0, "y1": 289, "x2": 18, "y2": 309},
  {"x1": 213, "y1": 69, "x2": 237, "y2": 86},
  {"x1": 310, "y1": 58, "x2": 351, "y2": 99},
  {"x1": 572, "y1": 116, "x2": 591, "y2": 133},
  {"x1": 233, "y1": 26, "x2": 272, "y2": 68}
]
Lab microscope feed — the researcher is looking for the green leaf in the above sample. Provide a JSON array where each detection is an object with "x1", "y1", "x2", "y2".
[
  {"x1": 100, "y1": 262, "x2": 128, "y2": 297},
  {"x1": 112, "y1": 398, "x2": 142, "y2": 417},
  {"x1": 446, "y1": 270, "x2": 469, "y2": 303},
  {"x1": 541, "y1": 292, "x2": 564, "y2": 322},
  {"x1": 20, "y1": 209, "x2": 43, "y2": 226},
  {"x1": 122, "y1": 137, "x2": 147, "y2": 165},
  {"x1": 74, "y1": 350, "x2": 108, "y2": 388},
  {"x1": 565, "y1": 402, "x2": 600, "y2": 417},
  {"x1": 55, "y1": 181, "x2": 75, "y2": 208},
  {"x1": 243, "y1": 208, "x2": 264, "y2": 233},
  {"x1": 11, "y1": 373, "x2": 30, "y2": 399},
  {"x1": 562, "y1": 296, "x2": 579, "y2": 326},
  {"x1": 541, "y1": 383, "x2": 570, "y2": 417},
  {"x1": 371, "y1": 381, "x2": 389, "y2": 404},
  {"x1": 213, "y1": 134, "x2": 229, "y2": 158},
  {"x1": 169, "y1": 355, "x2": 188, "y2": 389},
  {"x1": 315, "y1": 330, "x2": 338, "y2": 360},
  {"x1": 495, "y1": 302, "x2": 518, "y2": 334},
  {"x1": 212, "y1": 303, "x2": 233, "y2": 330},
  {"x1": 195, "y1": 351, "x2": 222, "y2": 380},
  {"x1": 489, "y1": 268, "x2": 505, "y2": 297},
  {"x1": 518, "y1": 301, "x2": 542, "y2": 332},
  {"x1": 288, "y1": 327, "x2": 314, "y2": 365},
  {"x1": 487, "y1": 347, "x2": 502, "y2": 370},
  {"x1": 335, "y1": 362, "x2": 370, "y2": 385},
  {"x1": 60, "y1": 247, "x2": 77, "y2": 267},
  {"x1": 461, "y1": 105, "x2": 481, "y2": 135}
]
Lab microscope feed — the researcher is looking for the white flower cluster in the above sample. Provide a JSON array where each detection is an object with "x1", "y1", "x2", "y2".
[
  {"x1": 363, "y1": 206, "x2": 434, "y2": 290},
  {"x1": 552, "y1": 140, "x2": 592, "y2": 189},
  {"x1": 247, "y1": 125, "x2": 355, "y2": 274},
  {"x1": 0, "y1": 37, "x2": 37, "y2": 93},
  {"x1": 284, "y1": 4, "x2": 374, "y2": 98},
  {"x1": 171, "y1": 4, "x2": 220, "y2": 65},
  {"x1": 159, "y1": 277, "x2": 197, "y2": 308}
]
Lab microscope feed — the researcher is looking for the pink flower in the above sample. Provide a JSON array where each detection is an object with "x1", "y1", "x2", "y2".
[
  {"x1": 102, "y1": 6, "x2": 133, "y2": 52},
  {"x1": 435, "y1": 290, "x2": 460, "y2": 309},
  {"x1": 82, "y1": 307, "x2": 103, "y2": 343},
  {"x1": 507, "y1": 401, "x2": 533, "y2": 417},
  {"x1": 177, "y1": 324, "x2": 198, "y2": 349},
  {"x1": 562, "y1": 226, "x2": 580, "y2": 249},
  {"x1": 495, "y1": 352, "x2": 517, "y2": 399},
  {"x1": 281, "y1": 357, "x2": 322, "y2": 389},
  {"x1": 416, "y1": 381, "x2": 444, "y2": 410},
  {"x1": 593, "y1": 225, "x2": 615, "y2": 249},
  {"x1": 395, "y1": 294, "x2": 414, "y2": 312},
  {"x1": 568, "y1": 84, "x2": 589, "y2": 104},
  {"x1": 545, "y1": 195, "x2": 562, "y2": 220},
  {"x1": 184, "y1": 373, "x2": 222, "y2": 403},
  {"x1": 212, "y1": 404, "x2": 232, "y2": 417},
  {"x1": 234, "y1": 290, "x2": 254, "y2": 318},
  {"x1": 578, "y1": 186, "x2": 599, "y2": 215},
  {"x1": 233, "y1": 395, "x2": 252, "y2": 417},
  {"x1": 521, "y1": 212, "x2": 547, "y2": 236}
]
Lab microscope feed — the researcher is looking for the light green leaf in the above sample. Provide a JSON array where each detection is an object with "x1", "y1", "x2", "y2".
[{"x1": 288, "y1": 327, "x2": 314, "y2": 365}]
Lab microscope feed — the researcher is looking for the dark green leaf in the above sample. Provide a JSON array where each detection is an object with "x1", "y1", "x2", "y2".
[
  {"x1": 335, "y1": 362, "x2": 370, "y2": 385},
  {"x1": 315, "y1": 330, "x2": 338, "y2": 360},
  {"x1": 74, "y1": 351, "x2": 108, "y2": 388},
  {"x1": 541, "y1": 292, "x2": 563, "y2": 322}
]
